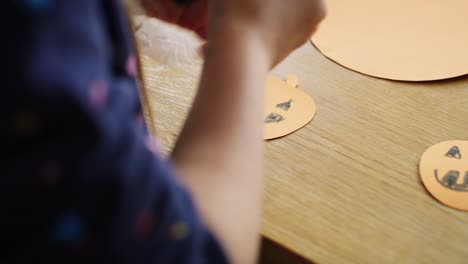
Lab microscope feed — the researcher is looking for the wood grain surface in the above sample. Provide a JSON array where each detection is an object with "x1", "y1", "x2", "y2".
[{"x1": 134, "y1": 16, "x2": 468, "y2": 264}]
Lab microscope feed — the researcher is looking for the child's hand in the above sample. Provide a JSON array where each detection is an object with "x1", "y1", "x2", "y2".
[
  {"x1": 208, "y1": 0, "x2": 327, "y2": 66},
  {"x1": 140, "y1": 0, "x2": 208, "y2": 38}
]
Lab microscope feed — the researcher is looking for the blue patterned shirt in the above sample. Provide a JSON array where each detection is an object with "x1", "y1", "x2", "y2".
[{"x1": 1, "y1": 1, "x2": 227, "y2": 263}]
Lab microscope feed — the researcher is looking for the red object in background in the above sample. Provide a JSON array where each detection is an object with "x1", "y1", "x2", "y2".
[{"x1": 139, "y1": 0, "x2": 208, "y2": 39}]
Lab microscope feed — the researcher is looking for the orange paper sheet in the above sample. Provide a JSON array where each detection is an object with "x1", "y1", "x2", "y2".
[
  {"x1": 419, "y1": 140, "x2": 468, "y2": 211},
  {"x1": 311, "y1": 0, "x2": 468, "y2": 81},
  {"x1": 264, "y1": 75, "x2": 317, "y2": 140}
]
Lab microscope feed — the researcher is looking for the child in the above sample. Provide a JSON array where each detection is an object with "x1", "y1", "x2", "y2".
[{"x1": 1, "y1": 0, "x2": 325, "y2": 263}]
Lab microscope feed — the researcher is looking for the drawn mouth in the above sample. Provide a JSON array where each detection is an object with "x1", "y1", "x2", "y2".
[{"x1": 434, "y1": 170, "x2": 468, "y2": 192}]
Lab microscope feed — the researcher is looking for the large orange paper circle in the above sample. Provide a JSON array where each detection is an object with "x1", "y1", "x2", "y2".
[
  {"x1": 311, "y1": 0, "x2": 468, "y2": 81},
  {"x1": 419, "y1": 141, "x2": 468, "y2": 211}
]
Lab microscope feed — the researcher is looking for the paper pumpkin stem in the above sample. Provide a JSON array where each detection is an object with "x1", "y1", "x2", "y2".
[{"x1": 286, "y1": 74, "x2": 299, "y2": 88}]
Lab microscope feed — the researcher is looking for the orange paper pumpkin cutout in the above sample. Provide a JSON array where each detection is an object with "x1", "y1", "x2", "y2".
[
  {"x1": 264, "y1": 75, "x2": 317, "y2": 140},
  {"x1": 419, "y1": 140, "x2": 468, "y2": 211}
]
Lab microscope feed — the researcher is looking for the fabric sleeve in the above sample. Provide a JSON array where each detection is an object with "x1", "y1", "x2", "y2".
[{"x1": 0, "y1": 1, "x2": 228, "y2": 263}]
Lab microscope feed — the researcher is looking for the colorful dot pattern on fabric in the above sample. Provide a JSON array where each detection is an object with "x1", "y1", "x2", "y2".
[
  {"x1": 169, "y1": 221, "x2": 189, "y2": 241},
  {"x1": 89, "y1": 80, "x2": 108, "y2": 110},
  {"x1": 126, "y1": 55, "x2": 137, "y2": 77},
  {"x1": 52, "y1": 211, "x2": 84, "y2": 245},
  {"x1": 22, "y1": 0, "x2": 53, "y2": 11},
  {"x1": 134, "y1": 211, "x2": 155, "y2": 239},
  {"x1": 145, "y1": 134, "x2": 162, "y2": 155},
  {"x1": 5, "y1": 1, "x2": 228, "y2": 262}
]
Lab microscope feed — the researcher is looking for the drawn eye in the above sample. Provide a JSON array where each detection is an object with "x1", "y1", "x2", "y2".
[
  {"x1": 263, "y1": 75, "x2": 316, "y2": 140},
  {"x1": 264, "y1": 113, "x2": 285, "y2": 124},
  {"x1": 445, "y1": 146, "x2": 462, "y2": 159},
  {"x1": 276, "y1": 99, "x2": 293, "y2": 111}
]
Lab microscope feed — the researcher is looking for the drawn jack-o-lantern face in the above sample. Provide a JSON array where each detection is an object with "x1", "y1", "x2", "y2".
[
  {"x1": 419, "y1": 141, "x2": 468, "y2": 211},
  {"x1": 264, "y1": 75, "x2": 317, "y2": 140}
]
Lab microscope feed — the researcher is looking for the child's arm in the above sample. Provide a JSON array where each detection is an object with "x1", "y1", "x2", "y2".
[
  {"x1": 172, "y1": 25, "x2": 269, "y2": 264},
  {"x1": 171, "y1": 1, "x2": 327, "y2": 263}
]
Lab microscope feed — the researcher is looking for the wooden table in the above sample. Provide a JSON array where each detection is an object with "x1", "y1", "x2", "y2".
[{"x1": 136, "y1": 17, "x2": 468, "y2": 264}]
